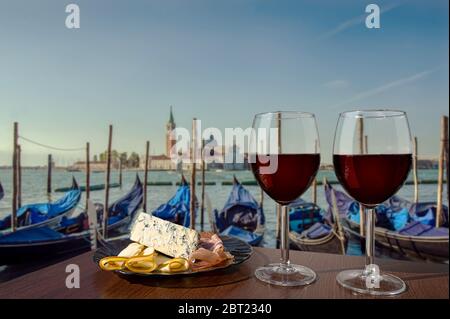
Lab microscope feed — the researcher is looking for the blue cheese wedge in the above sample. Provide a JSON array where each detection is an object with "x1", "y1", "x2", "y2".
[{"x1": 130, "y1": 212, "x2": 200, "y2": 259}]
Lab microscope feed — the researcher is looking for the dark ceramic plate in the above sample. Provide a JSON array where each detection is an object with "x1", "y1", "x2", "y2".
[{"x1": 93, "y1": 235, "x2": 253, "y2": 276}]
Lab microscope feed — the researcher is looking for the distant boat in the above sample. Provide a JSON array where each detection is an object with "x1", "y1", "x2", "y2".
[
  {"x1": 211, "y1": 176, "x2": 265, "y2": 246},
  {"x1": 324, "y1": 180, "x2": 449, "y2": 263},
  {"x1": 221, "y1": 180, "x2": 257, "y2": 186},
  {"x1": 55, "y1": 183, "x2": 120, "y2": 193},
  {"x1": 0, "y1": 181, "x2": 4, "y2": 201},
  {"x1": 0, "y1": 175, "x2": 143, "y2": 264},
  {"x1": 288, "y1": 197, "x2": 347, "y2": 255},
  {"x1": 0, "y1": 178, "x2": 81, "y2": 233},
  {"x1": 151, "y1": 175, "x2": 195, "y2": 227}
]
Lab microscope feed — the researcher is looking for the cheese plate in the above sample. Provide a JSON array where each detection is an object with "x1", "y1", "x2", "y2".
[{"x1": 93, "y1": 235, "x2": 253, "y2": 277}]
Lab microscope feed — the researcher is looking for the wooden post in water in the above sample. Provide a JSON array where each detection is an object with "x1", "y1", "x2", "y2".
[
  {"x1": 275, "y1": 204, "x2": 281, "y2": 248},
  {"x1": 259, "y1": 188, "x2": 264, "y2": 210},
  {"x1": 445, "y1": 117, "x2": 450, "y2": 207},
  {"x1": 47, "y1": 154, "x2": 52, "y2": 194},
  {"x1": 143, "y1": 141, "x2": 150, "y2": 212},
  {"x1": 190, "y1": 118, "x2": 197, "y2": 229},
  {"x1": 12, "y1": 122, "x2": 18, "y2": 232},
  {"x1": 357, "y1": 118, "x2": 365, "y2": 236},
  {"x1": 357, "y1": 118, "x2": 364, "y2": 154},
  {"x1": 17, "y1": 144, "x2": 22, "y2": 208},
  {"x1": 330, "y1": 185, "x2": 346, "y2": 255},
  {"x1": 257, "y1": 140, "x2": 264, "y2": 209},
  {"x1": 200, "y1": 140, "x2": 206, "y2": 231},
  {"x1": 311, "y1": 139, "x2": 318, "y2": 205},
  {"x1": 103, "y1": 125, "x2": 113, "y2": 238},
  {"x1": 412, "y1": 137, "x2": 419, "y2": 203},
  {"x1": 275, "y1": 112, "x2": 282, "y2": 246},
  {"x1": 436, "y1": 116, "x2": 448, "y2": 227},
  {"x1": 85, "y1": 142, "x2": 90, "y2": 209},
  {"x1": 364, "y1": 135, "x2": 368, "y2": 154},
  {"x1": 86, "y1": 199, "x2": 97, "y2": 251},
  {"x1": 311, "y1": 177, "x2": 317, "y2": 204},
  {"x1": 119, "y1": 158, "x2": 123, "y2": 188}
]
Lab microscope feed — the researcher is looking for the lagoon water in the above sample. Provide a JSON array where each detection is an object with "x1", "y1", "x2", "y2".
[{"x1": 0, "y1": 168, "x2": 447, "y2": 249}]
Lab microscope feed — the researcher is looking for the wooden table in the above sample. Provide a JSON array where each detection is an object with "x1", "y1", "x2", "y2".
[{"x1": 0, "y1": 247, "x2": 447, "y2": 299}]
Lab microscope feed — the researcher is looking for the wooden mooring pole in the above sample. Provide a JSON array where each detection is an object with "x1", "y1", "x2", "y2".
[
  {"x1": 275, "y1": 112, "x2": 282, "y2": 246},
  {"x1": 259, "y1": 188, "x2": 264, "y2": 210},
  {"x1": 190, "y1": 118, "x2": 197, "y2": 229},
  {"x1": 436, "y1": 116, "x2": 448, "y2": 227},
  {"x1": 17, "y1": 144, "x2": 22, "y2": 208},
  {"x1": 413, "y1": 137, "x2": 419, "y2": 203},
  {"x1": 443, "y1": 117, "x2": 450, "y2": 209},
  {"x1": 357, "y1": 118, "x2": 365, "y2": 236},
  {"x1": 103, "y1": 125, "x2": 113, "y2": 238},
  {"x1": 364, "y1": 135, "x2": 368, "y2": 154},
  {"x1": 86, "y1": 142, "x2": 90, "y2": 209},
  {"x1": 311, "y1": 139, "x2": 318, "y2": 205},
  {"x1": 311, "y1": 179, "x2": 317, "y2": 205},
  {"x1": 143, "y1": 141, "x2": 150, "y2": 212},
  {"x1": 276, "y1": 204, "x2": 281, "y2": 248},
  {"x1": 200, "y1": 140, "x2": 206, "y2": 232},
  {"x1": 12, "y1": 122, "x2": 18, "y2": 231},
  {"x1": 119, "y1": 158, "x2": 123, "y2": 188},
  {"x1": 47, "y1": 154, "x2": 52, "y2": 194}
]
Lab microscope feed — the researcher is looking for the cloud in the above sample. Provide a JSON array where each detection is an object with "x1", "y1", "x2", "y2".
[
  {"x1": 324, "y1": 80, "x2": 350, "y2": 89},
  {"x1": 318, "y1": 2, "x2": 403, "y2": 40},
  {"x1": 331, "y1": 67, "x2": 441, "y2": 109}
]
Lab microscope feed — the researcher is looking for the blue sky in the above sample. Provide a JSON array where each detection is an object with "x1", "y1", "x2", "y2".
[{"x1": 0, "y1": 0, "x2": 448, "y2": 165}]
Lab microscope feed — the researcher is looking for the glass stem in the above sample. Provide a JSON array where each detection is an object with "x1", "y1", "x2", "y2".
[
  {"x1": 280, "y1": 205, "x2": 290, "y2": 266},
  {"x1": 364, "y1": 206, "x2": 375, "y2": 269}
]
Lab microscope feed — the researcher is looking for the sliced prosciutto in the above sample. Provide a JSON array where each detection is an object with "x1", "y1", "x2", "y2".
[{"x1": 189, "y1": 233, "x2": 234, "y2": 270}]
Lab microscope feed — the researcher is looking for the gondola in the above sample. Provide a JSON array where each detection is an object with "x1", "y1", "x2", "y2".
[
  {"x1": 0, "y1": 181, "x2": 4, "y2": 201},
  {"x1": 288, "y1": 196, "x2": 347, "y2": 255},
  {"x1": 324, "y1": 180, "x2": 449, "y2": 263},
  {"x1": 211, "y1": 176, "x2": 265, "y2": 246},
  {"x1": 0, "y1": 178, "x2": 81, "y2": 233},
  {"x1": 94, "y1": 174, "x2": 144, "y2": 237},
  {"x1": 151, "y1": 175, "x2": 194, "y2": 227},
  {"x1": 0, "y1": 217, "x2": 91, "y2": 264},
  {"x1": 0, "y1": 176, "x2": 143, "y2": 264}
]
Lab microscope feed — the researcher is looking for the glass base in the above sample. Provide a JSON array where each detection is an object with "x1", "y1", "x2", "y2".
[
  {"x1": 336, "y1": 267, "x2": 406, "y2": 296},
  {"x1": 255, "y1": 263, "x2": 317, "y2": 287}
]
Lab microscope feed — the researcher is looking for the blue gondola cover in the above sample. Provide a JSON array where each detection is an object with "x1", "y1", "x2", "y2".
[
  {"x1": 0, "y1": 226, "x2": 63, "y2": 244},
  {"x1": 324, "y1": 180, "x2": 449, "y2": 236},
  {"x1": 214, "y1": 182, "x2": 265, "y2": 246},
  {"x1": 0, "y1": 179, "x2": 81, "y2": 231},
  {"x1": 288, "y1": 198, "x2": 332, "y2": 239},
  {"x1": 97, "y1": 175, "x2": 144, "y2": 225},
  {"x1": 288, "y1": 198, "x2": 324, "y2": 233},
  {"x1": 152, "y1": 180, "x2": 193, "y2": 227},
  {"x1": 220, "y1": 225, "x2": 263, "y2": 246}
]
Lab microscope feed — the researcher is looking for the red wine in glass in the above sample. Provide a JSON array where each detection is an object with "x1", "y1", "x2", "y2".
[
  {"x1": 251, "y1": 154, "x2": 320, "y2": 204},
  {"x1": 333, "y1": 154, "x2": 412, "y2": 206},
  {"x1": 250, "y1": 111, "x2": 320, "y2": 287},
  {"x1": 333, "y1": 110, "x2": 413, "y2": 296}
]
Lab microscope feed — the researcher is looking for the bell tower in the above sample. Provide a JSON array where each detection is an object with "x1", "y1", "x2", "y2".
[{"x1": 166, "y1": 106, "x2": 176, "y2": 157}]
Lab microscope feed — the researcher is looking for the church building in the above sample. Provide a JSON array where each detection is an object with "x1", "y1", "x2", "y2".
[{"x1": 140, "y1": 107, "x2": 178, "y2": 171}]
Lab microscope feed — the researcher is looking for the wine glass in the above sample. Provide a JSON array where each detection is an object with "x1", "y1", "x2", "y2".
[
  {"x1": 250, "y1": 111, "x2": 320, "y2": 286},
  {"x1": 333, "y1": 110, "x2": 412, "y2": 295}
]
